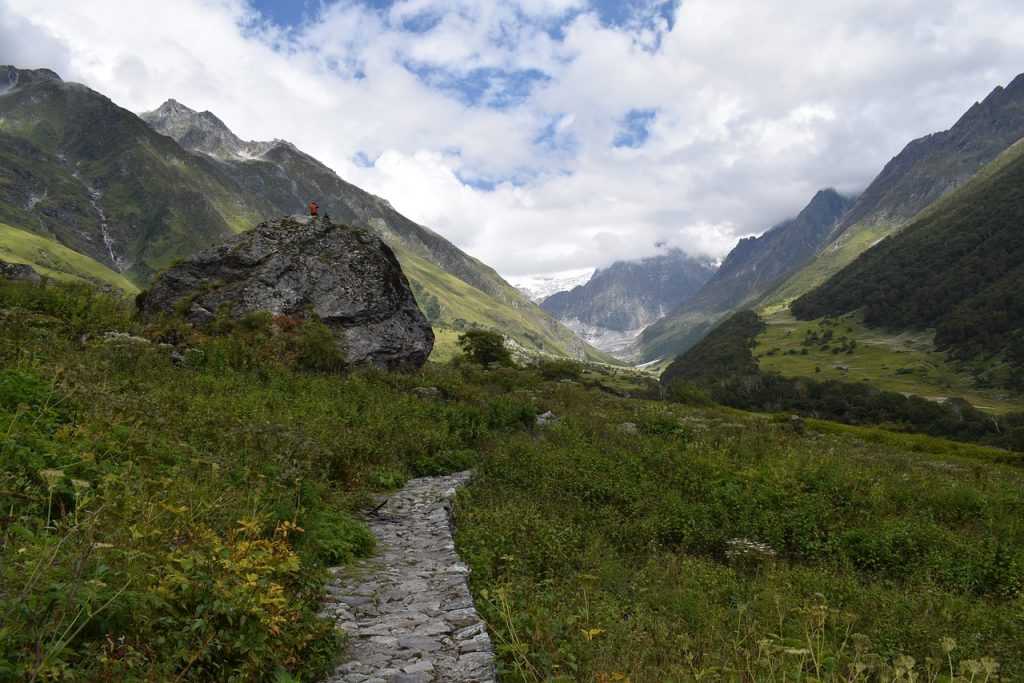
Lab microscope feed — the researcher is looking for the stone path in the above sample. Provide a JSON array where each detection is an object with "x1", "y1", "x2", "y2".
[{"x1": 320, "y1": 471, "x2": 497, "y2": 683}]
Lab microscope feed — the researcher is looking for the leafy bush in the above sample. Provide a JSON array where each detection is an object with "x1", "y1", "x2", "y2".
[
  {"x1": 457, "y1": 329, "x2": 513, "y2": 368},
  {"x1": 289, "y1": 319, "x2": 346, "y2": 373},
  {"x1": 299, "y1": 508, "x2": 376, "y2": 565},
  {"x1": 536, "y1": 358, "x2": 584, "y2": 381}
]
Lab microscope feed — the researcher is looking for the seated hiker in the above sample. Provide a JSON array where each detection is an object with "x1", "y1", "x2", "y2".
[{"x1": 309, "y1": 201, "x2": 319, "y2": 217}]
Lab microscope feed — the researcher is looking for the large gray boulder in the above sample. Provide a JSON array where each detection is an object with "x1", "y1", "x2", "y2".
[{"x1": 138, "y1": 215, "x2": 434, "y2": 369}]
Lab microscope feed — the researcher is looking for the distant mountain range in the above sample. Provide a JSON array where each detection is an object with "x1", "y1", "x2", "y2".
[
  {"x1": 634, "y1": 72, "x2": 1024, "y2": 363},
  {"x1": 540, "y1": 249, "x2": 716, "y2": 355},
  {"x1": 636, "y1": 189, "x2": 853, "y2": 361},
  {"x1": 0, "y1": 65, "x2": 607, "y2": 362}
]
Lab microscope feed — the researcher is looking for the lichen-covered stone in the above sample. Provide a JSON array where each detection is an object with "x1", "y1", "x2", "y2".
[
  {"x1": 0, "y1": 259, "x2": 42, "y2": 282},
  {"x1": 138, "y1": 215, "x2": 433, "y2": 369}
]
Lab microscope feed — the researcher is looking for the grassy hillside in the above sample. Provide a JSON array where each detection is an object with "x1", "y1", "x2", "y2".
[
  {"x1": 0, "y1": 222, "x2": 138, "y2": 293},
  {"x1": 762, "y1": 138, "x2": 1024, "y2": 311},
  {"x1": 660, "y1": 309, "x2": 1024, "y2": 447},
  {"x1": 459, "y1": 396, "x2": 1024, "y2": 681},
  {"x1": 394, "y1": 245, "x2": 616, "y2": 364},
  {"x1": 791, "y1": 140, "x2": 1024, "y2": 392},
  {"x1": 759, "y1": 222, "x2": 898, "y2": 311},
  {"x1": 2, "y1": 277, "x2": 1022, "y2": 682}
]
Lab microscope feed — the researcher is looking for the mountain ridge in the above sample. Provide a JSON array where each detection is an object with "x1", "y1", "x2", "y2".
[
  {"x1": 0, "y1": 65, "x2": 604, "y2": 362},
  {"x1": 637, "y1": 71, "x2": 1024, "y2": 364},
  {"x1": 636, "y1": 188, "x2": 854, "y2": 362}
]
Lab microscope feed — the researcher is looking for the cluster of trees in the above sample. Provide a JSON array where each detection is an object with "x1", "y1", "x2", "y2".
[
  {"x1": 662, "y1": 311, "x2": 1024, "y2": 451},
  {"x1": 792, "y1": 151, "x2": 1024, "y2": 389},
  {"x1": 409, "y1": 280, "x2": 442, "y2": 323}
]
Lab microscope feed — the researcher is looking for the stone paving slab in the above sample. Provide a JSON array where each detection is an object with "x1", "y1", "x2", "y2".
[{"x1": 320, "y1": 471, "x2": 497, "y2": 683}]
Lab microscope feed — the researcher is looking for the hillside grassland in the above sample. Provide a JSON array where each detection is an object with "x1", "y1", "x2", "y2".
[
  {"x1": 1, "y1": 279, "x2": 1022, "y2": 681},
  {"x1": 394, "y1": 244, "x2": 617, "y2": 365},
  {"x1": 0, "y1": 222, "x2": 139, "y2": 293},
  {"x1": 756, "y1": 310, "x2": 1024, "y2": 414},
  {"x1": 759, "y1": 222, "x2": 898, "y2": 312}
]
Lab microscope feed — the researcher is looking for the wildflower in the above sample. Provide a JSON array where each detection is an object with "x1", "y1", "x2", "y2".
[
  {"x1": 980, "y1": 657, "x2": 999, "y2": 675},
  {"x1": 724, "y1": 537, "x2": 776, "y2": 559},
  {"x1": 40, "y1": 468, "x2": 65, "y2": 487},
  {"x1": 939, "y1": 636, "x2": 956, "y2": 653}
]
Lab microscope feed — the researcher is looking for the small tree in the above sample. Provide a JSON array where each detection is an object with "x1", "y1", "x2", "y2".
[{"x1": 457, "y1": 329, "x2": 513, "y2": 368}]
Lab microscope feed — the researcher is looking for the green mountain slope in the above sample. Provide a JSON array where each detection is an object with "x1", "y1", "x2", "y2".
[
  {"x1": 0, "y1": 67, "x2": 269, "y2": 281},
  {"x1": 641, "y1": 73, "x2": 1024, "y2": 365},
  {"x1": 791, "y1": 136, "x2": 1024, "y2": 391},
  {"x1": 637, "y1": 189, "x2": 853, "y2": 362},
  {"x1": 0, "y1": 222, "x2": 137, "y2": 292},
  {"x1": 0, "y1": 67, "x2": 602, "y2": 361},
  {"x1": 760, "y1": 74, "x2": 1024, "y2": 310}
]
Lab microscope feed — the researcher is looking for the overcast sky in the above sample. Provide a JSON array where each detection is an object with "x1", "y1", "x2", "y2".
[{"x1": 2, "y1": 0, "x2": 1023, "y2": 278}]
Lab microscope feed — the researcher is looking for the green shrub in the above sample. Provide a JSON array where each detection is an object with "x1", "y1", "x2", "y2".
[
  {"x1": 299, "y1": 509, "x2": 376, "y2": 566},
  {"x1": 289, "y1": 319, "x2": 346, "y2": 373},
  {"x1": 537, "y1": 358, "x2": 584, "y2": 381},
  {"x1": 409, "y1": 448, "x2": 478, "y2": 477}
]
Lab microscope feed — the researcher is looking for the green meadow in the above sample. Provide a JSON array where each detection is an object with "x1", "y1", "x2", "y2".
[
  {"x1": 756, "y1": 310, "x2": 1024, "y2": 414},
  {"x1": 1, "y1": 278, "x2": 1021, "y2": 681}
]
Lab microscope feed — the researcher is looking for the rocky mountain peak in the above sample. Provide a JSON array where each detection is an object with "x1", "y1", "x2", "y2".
[
  {"x1": 0, "y1": 65, "x2": 63, "y2": 95},
  {"x1": 142, "y1": 98, "x2": 256, "y2": 160}
]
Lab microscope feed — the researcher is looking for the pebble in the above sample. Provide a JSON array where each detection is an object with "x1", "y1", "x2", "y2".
[{"x1": 320, "y1": 471, "x2": 497, "y2": 683}]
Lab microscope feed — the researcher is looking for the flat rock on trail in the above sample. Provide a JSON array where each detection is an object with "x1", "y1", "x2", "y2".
[{"x1": 320, "y1": 471, "x2": 497, "y2": 683}]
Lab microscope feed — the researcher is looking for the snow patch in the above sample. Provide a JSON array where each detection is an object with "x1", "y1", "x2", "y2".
[
  {"x1": 558, "y1": 318, "x2": 645, "y2": 358},
  {"x1": 508, "y1": 267, "x2": 595, "y2": 303}
]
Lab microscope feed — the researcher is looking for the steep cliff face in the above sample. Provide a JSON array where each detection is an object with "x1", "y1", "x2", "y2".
[
  {"x1": 835, "y1": 73, "x2": 1024, "y2": 232},
  {"x1": 0, "y1": 67, "x2": 246, "y2": 280},
  {"x1": 138, "y1": 216, "x2": 434, "y2": 369}
]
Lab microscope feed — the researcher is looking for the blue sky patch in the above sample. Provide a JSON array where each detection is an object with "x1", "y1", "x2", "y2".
[
  {"x1": 593, "y1": 0, "x2": 678, "y2": 30},
  {"x1": 455, "y1": 170, "x2": 500, "y2": 191},
  {"x1": 353, "y1": 151, "x2": 376, "y2": 167},
  {"x1": 613, "y1": 109, "x2": 657, "y2": 148},
  {"x1": 402, "y1": 62, "x2": 549, "y2": 109}
]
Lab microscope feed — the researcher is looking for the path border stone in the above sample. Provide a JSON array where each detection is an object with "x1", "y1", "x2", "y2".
[{"x1": 320, "y1": 471, "x2": 497, "y2": 683}]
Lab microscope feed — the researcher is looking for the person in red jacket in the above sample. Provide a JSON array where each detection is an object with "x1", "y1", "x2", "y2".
[{"x1": 309, "y1": 201, "x2": 319, "y2": 217}]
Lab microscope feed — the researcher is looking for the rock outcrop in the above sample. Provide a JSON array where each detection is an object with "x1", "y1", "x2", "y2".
[
  {"x1": 0, "y1": 260, "x2": 42, "y2": 282},
  {"x1": 138, "y1": 216, "x2": 434, "y2": 369}
]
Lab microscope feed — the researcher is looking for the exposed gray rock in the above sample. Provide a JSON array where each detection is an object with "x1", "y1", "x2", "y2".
[
  {"x1": 0, "y1": 259, "x2": 42, "y2": 282},
  {"x1": 535, "y1": 411, "x2": 559, "y2": 427},
  {"x1": 137, "y1": 215, "x2": 434, "y2": 369},
  {"x1": 320, "y1": 472, "x2": 496, "y2": 683}
]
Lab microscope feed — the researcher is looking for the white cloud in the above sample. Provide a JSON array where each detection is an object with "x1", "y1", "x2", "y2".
[{"x1": 2, "y1": 0, "x2": 1024, "y2": 278}]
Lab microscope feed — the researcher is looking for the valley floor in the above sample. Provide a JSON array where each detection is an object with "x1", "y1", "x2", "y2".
[{"x1": 757, "y1": 309, "x2": 1024, "y2": 414}]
